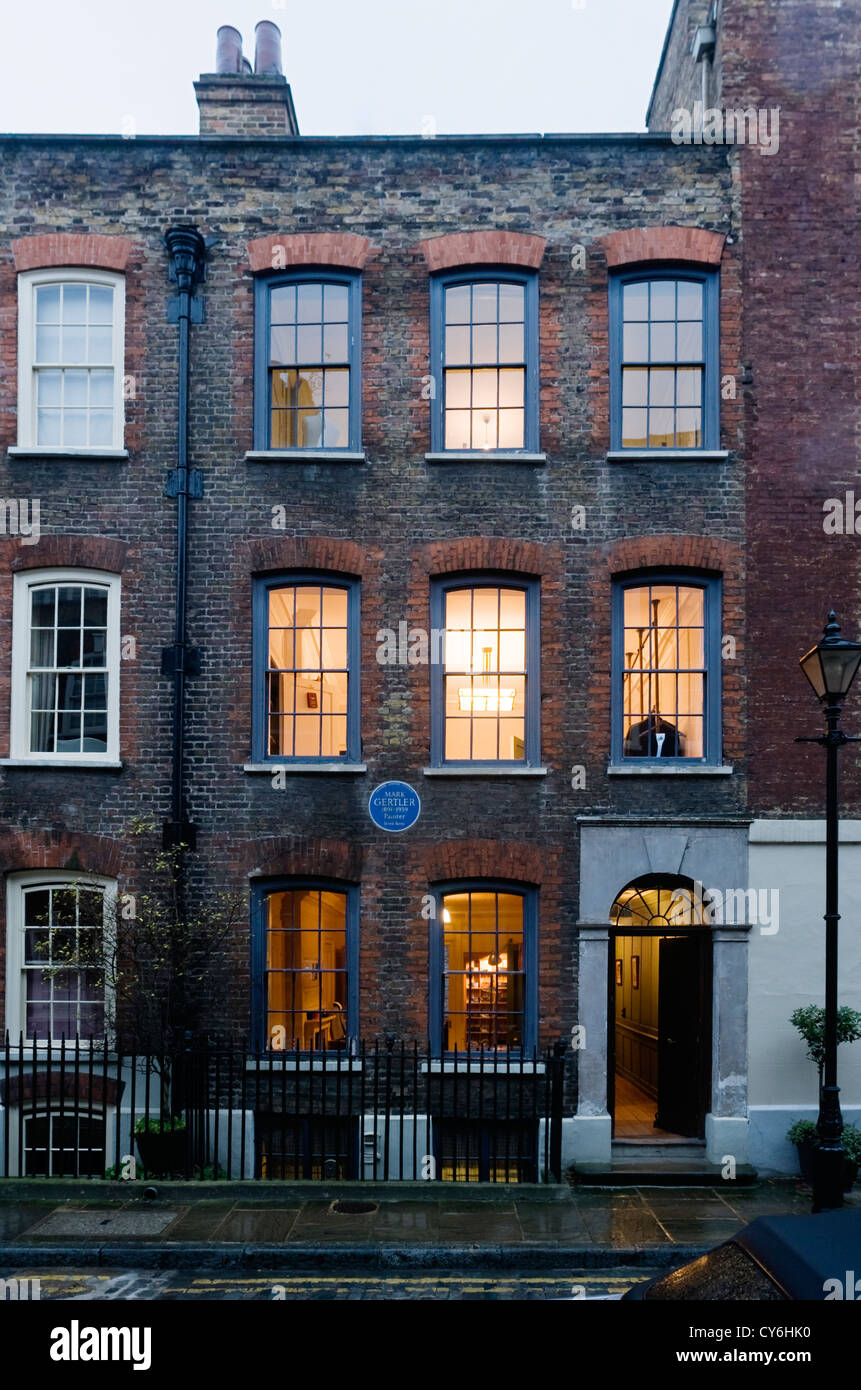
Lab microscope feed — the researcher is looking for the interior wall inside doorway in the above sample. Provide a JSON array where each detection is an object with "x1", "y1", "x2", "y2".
[{"x1": 614, "y1": 933, "x2": 660, "y2": 1098}]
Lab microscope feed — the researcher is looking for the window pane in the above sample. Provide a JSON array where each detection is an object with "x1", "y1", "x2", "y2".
[
  {"x1": 623, "y1": 281, "x2": 649, "y2": 321},
  {"x1": 650, "y1": 280, "x2": 676, "y2": 320},
  {"x1": 472, "y1": 369, "x2": 497, "y2": 409},
  {"x1": 445, "y1": 410, "x2": 471, "y2": 449},
  {"x1": 37, "y1": 370, "x2": 62, "y2": 405},
  {"x1": 677, "y1": 280, "x2": 703, "y2": 319},
  {"x1": 324, "y1": 367, "x2": 350, "y2": 407},
  {"x1": 676, "y1": 368, "x2": 702, "y2": 406},
  {"x1": 499, "y1": 322, "x2": 524, "y2": 363},
  {"x1": 322, "y1": 409, "x2": 349, "y2": 447},
  {"x1": 296, "y1": 282, "x2": 323, "y2": 323},
  {"x1": 323, "y1": 283, "x2": 349, "y2": 321},
  {"x1": 36, "y1": 325, "x2": 60, "y2": 363},
  {"x1": 322, "y1": 587, "x2": 348, "y2": 626},
  {"x1": 650, "y1": 322, "x2": 675, "y2": 360},
  {"x1": 61, "y1": 324, "x2": 87, "y2": 363},
  {"x1": 622, "y1": 408, "x2": 647, "y2": 447},
  {"x1": 63, "y1": 411, "x2": 87, "y2": 446},
  {"x1": 87, "y1": 326, "x2": 112, "y2": 364},
  {"x1": 649, "y1": 368, "x2": 674, "y2": 407},
  {"x1": 270, "y1": 285, "x2": 296, "y2": 324},
  {"x1": 649, "y1": 408, "x2": 675, "y2": 448},
  {"x1": 36, "y1": 285, "x2": 61, "y2": 322},
  {"x1": 623, "y1": 323, "x2": 648, "y2": 361},
  {"x1": 497, "y1": 410, "x2": 524, "y2": 448},
  {"x1": 445, "y1": 325, "x2": 469, "y2": 363},
  {"x1": 297, "y1": 408, "x2": 323, "y2": 447},
  {"x1": 296, "y1": 324, "x2": 322, "y2": 363},
  {"x1": 622, "y1": 368, "x2": 647, "y2": 406},
  {"x1": 89, "y1": 410, "x2": 113, "y2": 445},
  {"x1": 445, "y1": 369, "x2": 470, "y2": 409},
  {"x1": 445, "y1": 285, "x2": 470, "y2": 324},
  {"x1": 296, "y1": 369, "x2": 324, "y2": 407},
  {"x1": 677, "y1": 321, "x2": 703, "y2": 361},
  {"x1": 270, "y1": 327, "x2": 296, "y2": 365},
  {"x1": 89, "y1": 286, "x2": 114, "y2": 325},
  {"x1": 471, "y1": 324, "x2": 497, "y2": 364},
  {"x1": 499, "y1": 283, "x2": 524, "y2": 322},
  {"x1": 323, "y1": 323, "x2": 349, "y2": 363},
  {"x1": 37, "y1": 409, "x2": 61, "y2": 444},
  {"x1": 498, "y1": 368, "x2": 524, "y2": 408},
  {"x1": 472, "y1": 282, "x2": 498, "y2": 323}
]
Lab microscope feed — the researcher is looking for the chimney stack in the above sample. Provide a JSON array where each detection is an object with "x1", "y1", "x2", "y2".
[{"x1": 195, "y1": 22, "x2": 299, "y2": 137}]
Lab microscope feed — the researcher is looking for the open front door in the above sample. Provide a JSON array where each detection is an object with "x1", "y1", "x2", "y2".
[{"x1": 656, "y1": 935, "x2": 706, "y2": 1137}]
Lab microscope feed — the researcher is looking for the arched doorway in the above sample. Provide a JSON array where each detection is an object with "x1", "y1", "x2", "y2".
[{"x1": 609, "y1": 875, "x2": 711, "y2": 1143}]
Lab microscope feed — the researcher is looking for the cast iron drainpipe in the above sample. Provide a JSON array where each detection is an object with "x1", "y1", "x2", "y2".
[{"x1": 163, "y1": 227, "x2": 206, "y2": 852}]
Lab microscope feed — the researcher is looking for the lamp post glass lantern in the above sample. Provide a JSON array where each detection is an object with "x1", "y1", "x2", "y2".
[{"x1": 797, "y1": 611, "x2": 861, "y2": 1213}]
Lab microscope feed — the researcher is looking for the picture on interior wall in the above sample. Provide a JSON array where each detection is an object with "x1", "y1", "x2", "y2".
[
  {"x1": 615, "y1": 958, "x2": 623, "y2": 986},
  {"x1": 632, "y1": 955, "x2": 640, "y2": 988}
]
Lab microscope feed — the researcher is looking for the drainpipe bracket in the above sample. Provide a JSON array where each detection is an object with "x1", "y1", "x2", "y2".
[
  {"x1": 167, "y1": 295, "x2": 205, "y2": 324},
  {"x1": 161, "y1": 645, "x2": 203, "y2": 679},
  {"x1": 165, "y1": 468, "x2": 204, "y2": 499}
]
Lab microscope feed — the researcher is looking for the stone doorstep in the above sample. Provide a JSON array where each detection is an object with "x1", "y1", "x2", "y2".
[{"x1": 568, "y1": 1163, "x2": 759, "y2": 1187}]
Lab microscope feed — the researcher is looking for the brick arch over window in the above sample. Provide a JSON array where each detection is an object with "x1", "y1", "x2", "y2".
[
  {"x1": 4, "y1": 535, "x2": 129, "y2": 573},
  {"x1": 422, "y1": 839, "x2": 544, "y2": 886},
  {"x1": 418, "y1": 231, "x2": 546, "y2": 272},
  {"x1": 246, "y1": 836, "x2": 363, "y2": 883},
  {"x1": 417, "y1": 536, "x2": 550, "y2": 578},
  {"x1": 602, "y1": 534, "x2": 741, "y2": 577},
  {"x1": 0, "y1": 830, "x2": 126, "y2": 879},
  {"x1": 11, "y1": 234, "x2": 133, "y2": 273},
  {"x1": 598, "y1": 226, "x2": 726, "y2": 269},
  {"x1": 246, "y1": 233, "x2": 372, "y2": 274},
  {"x1": 246, "y1": 536, "x2": 370, "y2": 578}
]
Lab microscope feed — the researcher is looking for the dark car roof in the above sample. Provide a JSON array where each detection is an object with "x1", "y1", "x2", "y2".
[{"x1": 735, "y1": 1209, "x2": 861, "y2": 1300}]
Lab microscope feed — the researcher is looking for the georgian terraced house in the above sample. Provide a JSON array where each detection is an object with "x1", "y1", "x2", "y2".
[{"x1": 0, "y1": 0, "x2": 859, "y2": 1182}]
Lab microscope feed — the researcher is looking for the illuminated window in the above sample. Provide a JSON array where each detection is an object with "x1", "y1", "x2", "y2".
[
  {"x1": 254, "y1": 885, "x2": 357, "y2": 1051},
  {"x1": 24, "y1": 1113, "x2": 107, "y2": 1177},
  {"x1": 17, "y1": 269, "x2": 125, "y2": 450},
  {"x1": 614, "y1": 574, "x2": 721, "y2": 763},
  {"x1": 253, "y1": 575, "x2": 359, "y2": 762},
  {"x1": 255, "y1": 272, "x2": 361, "y2": 451},
  {"x1": 431, "y1": 271, "x2": 538, "y2": 453},
  {"x1": 11, "y1": 569, "x2": 121, "y2": 763},
  {"x1": 610, "y1": 269, "x2": 718, "y2": 450},
  {"x1": 430, "y1": 887, "x2": 537, "y2": 1053},
  {"x1": 431, "y1": 578, "x2": 539, "y2": 765}
]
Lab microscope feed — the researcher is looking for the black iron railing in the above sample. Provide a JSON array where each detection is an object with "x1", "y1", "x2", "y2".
[{"x1": 0, "y1": 1035, "x2": 566, "y2": 1183}]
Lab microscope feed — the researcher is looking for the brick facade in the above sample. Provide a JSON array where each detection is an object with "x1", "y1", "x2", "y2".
[{"x1": 1, "y1": 0, "x2": 851, "y2": 1115}]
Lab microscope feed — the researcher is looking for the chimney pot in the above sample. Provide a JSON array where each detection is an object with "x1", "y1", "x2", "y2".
[
  {"x1": 254, "y1": 20, "x2": 283, "y2": 75},
  {"x1": 215, "y1": 25, "x2": 244, "y2": 75}
]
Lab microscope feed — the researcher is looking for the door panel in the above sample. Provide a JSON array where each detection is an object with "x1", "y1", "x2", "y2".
[{"x1": 656, "y1": 935, "x2": 705, "y2": 1137}]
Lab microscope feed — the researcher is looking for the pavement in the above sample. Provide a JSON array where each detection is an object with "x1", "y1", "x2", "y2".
[{"x1": 0, "y1": 1177, "x2": 846, "y2": 1272}]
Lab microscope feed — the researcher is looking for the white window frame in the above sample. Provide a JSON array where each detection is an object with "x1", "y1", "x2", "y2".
[
  {"x1": 16, "y1": 267, "x2": 126, "y2": 451},
  {"x1": 10, "y1": 567, "x2": 121, "y2": 764},
  {"x1": 4, "y1": 870, "x2": 116, "y2": 1045}
]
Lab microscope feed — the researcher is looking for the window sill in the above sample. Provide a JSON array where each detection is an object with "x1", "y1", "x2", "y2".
[
  {"x1": 0, "y1": 758, "x2": 123, "y2": 770},
  {"x1": 606, "y1": 762, "x2": 733, "y2": 776},
  {"x1": 606, "y1": 449, "x2": 730, "y2": 463},
  {"x1": 424, "y1": 451, "x2": 547, "y2": 464},
  {"x1": 243, "y1": 761, "x2": 367, "y2": 774},
  {"x1": 7, "y1": 446, "x2": 129, "y2": 462},
  {"x1": 422, "y1": 765, "x2": 548, "y2": 777},
  {"x1": 421, "y1": 1060, "x2": 545, "y2": 1073},
  {"x1": 244, "y1": 449, "x2": 366, "y2": 464}
]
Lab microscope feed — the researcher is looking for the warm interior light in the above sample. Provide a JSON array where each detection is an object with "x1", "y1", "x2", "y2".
[
  {"x1": 457, "y1": 688, "x2": 516, "y2": 712},
  {"x1": 469, "y1": 953, "x2": 508, "y2": 974}
]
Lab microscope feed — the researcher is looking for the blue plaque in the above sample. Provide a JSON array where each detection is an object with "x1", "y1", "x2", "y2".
[{"x1": 368, "y1": 781, "x2": 421, "y2": 833}]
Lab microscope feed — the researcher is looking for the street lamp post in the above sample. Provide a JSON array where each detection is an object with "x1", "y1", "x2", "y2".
[{"x1": 797, "y1": 611, "x2": 861, "y2": 1213}]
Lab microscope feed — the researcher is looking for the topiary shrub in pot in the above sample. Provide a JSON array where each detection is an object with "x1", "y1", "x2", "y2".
[{"x1": 787, "y1": 1118, "x2": 861, "y2": 1191}]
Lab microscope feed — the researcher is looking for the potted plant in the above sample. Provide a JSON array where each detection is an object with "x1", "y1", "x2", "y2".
[
  {"x1": 134, "y1": 1115, "x2": 189, "y2": 1177},
  {"x1": 787, "y1": 1005, "x2": 861, "y2": 1185},
  {"x1": 786, "y1": 1118, "x2": 861, "y2": 1192}
]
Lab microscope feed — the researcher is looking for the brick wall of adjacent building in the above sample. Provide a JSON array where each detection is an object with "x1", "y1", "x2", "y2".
[
  {"x1": 0, "y1": 127, "x2": 742, "y2": 1051},
  {"x1": 651, "y1": 0, "x2": 861, "y2": 815}
]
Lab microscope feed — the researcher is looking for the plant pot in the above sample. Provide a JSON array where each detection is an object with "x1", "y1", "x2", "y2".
[
  {"x1": 796, "y1": 1139, "x2": 818, "y2": 1184},
  {"x1": 136, "y1": 1126, "x2": 188, "y2": 1177}
]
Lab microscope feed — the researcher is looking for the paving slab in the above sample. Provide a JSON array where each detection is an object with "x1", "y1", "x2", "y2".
[
  {"x1": 29, "y1": 1209, "x2": 182, "y2": 1237},
  {"x1": 213, "y1": 1209, "x2": 300, "y2": 1243}
]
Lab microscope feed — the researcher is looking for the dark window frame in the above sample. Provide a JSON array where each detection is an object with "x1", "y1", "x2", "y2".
[
  {"x1": 429, "y1": 267, "x2": 540, "y2": 454},
  {"x1": 429, "y1": 573, "x2": 541, "y2": 768},
  {"x1": 254, "y1": 268, "x2": 362, "y2": 452},
  {"x1": 250, "y1": 878, "x2": 360, "y2": 1052},
  {"x1": 609, "y1": 265, "x2": 720, "y2": 451},
  {"x1": 428, "y1": 880, "x2": 538, "y2": 1056},
  {"x1": 252, "y1": 571, "x2": 361, "y2": 764},
  {"x1": 611, "y1": 569, "x2": 722, "y2": 765}
]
